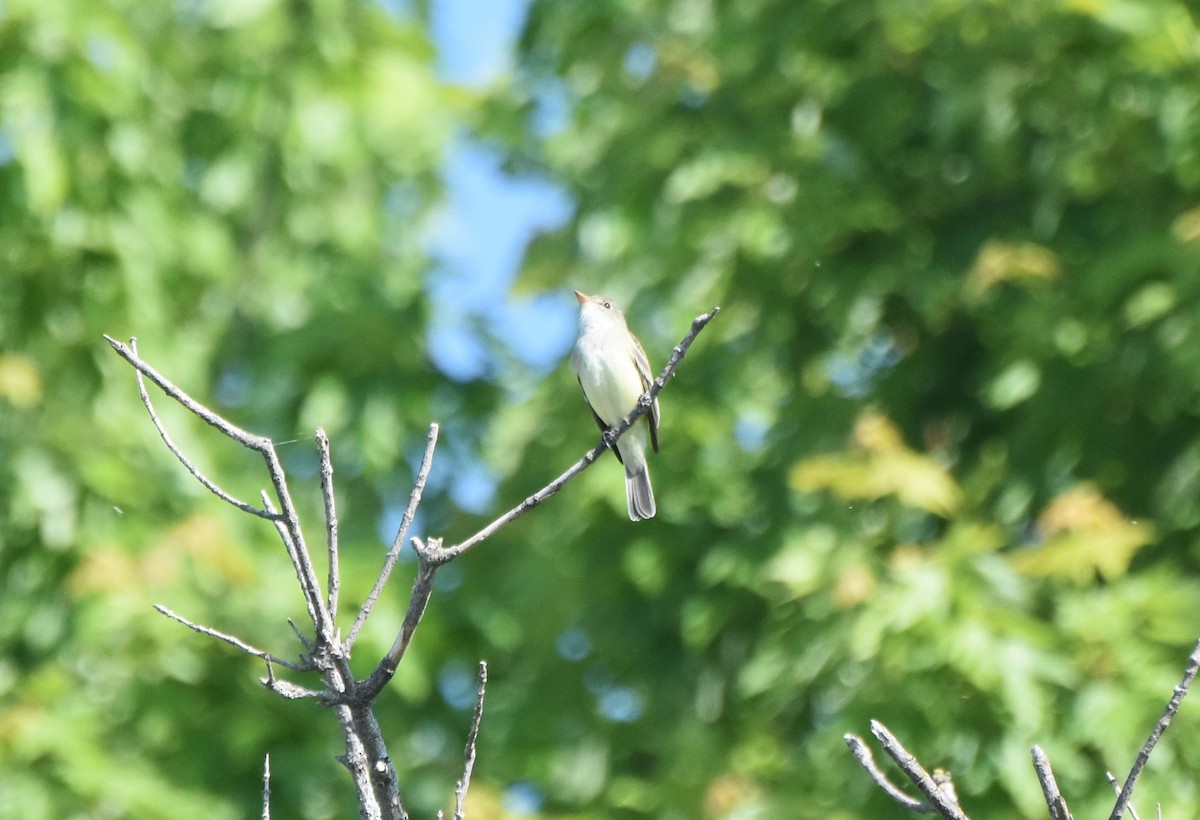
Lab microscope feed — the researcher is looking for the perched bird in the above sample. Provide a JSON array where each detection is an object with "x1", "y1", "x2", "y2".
[{"x1": 571, "y1": 290, "x2": 659, "y2": 521}]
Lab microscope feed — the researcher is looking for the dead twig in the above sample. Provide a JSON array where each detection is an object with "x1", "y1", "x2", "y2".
[
  {"x1": 844, "y1": 732, "x2": 931, "y2": 812},
  {"x1": 108, "y1": 304, "x2": 721, "y2": 818},
  {"x1": 112, "y1": 336, "x2": 277, "y2": 520},
  {"x1": 845, "y1": 720, "x2": 969, "y2": 820},
  {"x1": 154, "y1": 604, "x2": 312, "y2": 672},
  {"x1": 346, "y1": 423, "x2": 439, "y2": 649},
  {"x1": 453, "y1": 661, "x2": 488, "y2": 820},
  {"x1": 262, "y1": 754, "x2": 271, "y2": 820},
  {"x1": 1105, "y1": 772, "x2": 1141, "y2": 820},
  {"x1": 317, "y1": 428, "x2": 341, "y2": 623},
  {"x1": 1109, "y1": 638, "x2": 1200, "y2": 820},
  {"x1": 1031, "y1": 746, "x2": 1073, "y2": 820}
]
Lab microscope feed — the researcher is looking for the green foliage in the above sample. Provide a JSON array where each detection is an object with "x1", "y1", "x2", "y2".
[
  {"x1": 1, "y1": 0, "x2": 466, "y2": 816},
  {"x1": 486, "y1": 0, "x2": 1200, "y2": 815},
  {"x1": 5, "y1": 0, "x2": 1200, "y2": 818}
]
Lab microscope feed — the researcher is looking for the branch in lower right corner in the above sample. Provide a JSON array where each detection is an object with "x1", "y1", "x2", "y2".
[
  {"x1": 844, "y1": 732, "x2": 929, "y2": 812},
  {"x1": 868, "y1": 720, "x2": 969, "y2": 820},
  {"x1": 1031, "y1": 745, "x2": 1073, "y2": 820},
  {"x1": 1109, "y1": 637, "x2": 1200, "y2": 820},
  {"x1": 845, "y1": 721, "x2": 970, "y2": 820}
]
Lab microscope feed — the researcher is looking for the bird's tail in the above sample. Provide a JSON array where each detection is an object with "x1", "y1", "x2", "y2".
[{"x1": 625, "y1": 464, "x2": 655, "y2": 521}]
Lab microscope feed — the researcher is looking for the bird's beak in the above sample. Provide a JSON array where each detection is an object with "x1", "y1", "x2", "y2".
[{"x1": 573, "y1": 290, "x2": 588, "y2": 305}]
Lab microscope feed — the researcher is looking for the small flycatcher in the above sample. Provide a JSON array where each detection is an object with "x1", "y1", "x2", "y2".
[{"x1": 571, "y1": 290, "x2": 660, "y2": 521}]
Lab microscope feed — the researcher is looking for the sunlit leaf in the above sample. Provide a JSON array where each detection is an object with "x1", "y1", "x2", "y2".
[
  {"x1": 789, "y1": 410, "x2": 963, "y2": 516},
  {"x1": 1012, "y1": 484, "x2": 1155, "y2": 583},
  {"x1": 0, "y1": 355, "x2": 43, "y2": 408},
  {"x1": 964, "y1": 239, "x2": 1060, "y2": 299}
]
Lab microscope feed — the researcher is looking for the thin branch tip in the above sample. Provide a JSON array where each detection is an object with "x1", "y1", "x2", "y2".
[
  {"x1": 1032, "y1": 745, "x2": 1073, "y2": 820},
  {"x1": 853, "y1": 720, "x2": 969, "y2": 820},
  {"x1": 452, "y1": 659, "x2": 489, "y2": 820},
  {"x1": 844, "y1": 731, "x2": 927, "y2": 812},
  {"x1": 347, "y1": 420, "x2": 440, "y2": 649},
  {"x1": 117, "y1": 332, "x2": 400, "y2": 813},
  {"x1": 1109, "y1": 637, "x2": 1200, "y2": 820}
]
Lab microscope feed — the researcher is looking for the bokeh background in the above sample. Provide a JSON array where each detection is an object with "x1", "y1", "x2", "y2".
[{"x1": 4, "y1": 0, "x2": 1200, "y2": 817}]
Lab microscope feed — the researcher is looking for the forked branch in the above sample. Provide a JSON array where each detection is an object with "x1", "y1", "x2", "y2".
[
  {"x1": 849, "y1": 637, "x2": 1200, "y2": 819},
  {"x1": 845, "y1": 720, "x2": 968, "y2": 819},
  {"x1": 1032, "y1": 746, "x2": 1073, "y2": 820},
  {"x1": 107, "y1": 304, "x2": 720, "y2": 819}
]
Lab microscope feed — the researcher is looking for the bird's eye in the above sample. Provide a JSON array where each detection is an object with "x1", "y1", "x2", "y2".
[{"x1": 602, "y1": 301, "x2": 612, "y2": 309}]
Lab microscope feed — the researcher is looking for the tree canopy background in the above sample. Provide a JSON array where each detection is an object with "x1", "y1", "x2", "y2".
[{"x1": 3, "y1": 0, "x2": 1200, "y2": 817}]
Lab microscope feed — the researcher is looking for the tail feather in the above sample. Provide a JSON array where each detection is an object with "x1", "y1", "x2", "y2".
[{"x1": 625, "y1": 465, "x2": 655, "y2": 521}]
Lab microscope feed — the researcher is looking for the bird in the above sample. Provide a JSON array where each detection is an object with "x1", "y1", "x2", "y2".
[{"x1": 570, "y1": 290, "x2": 659, "y2": 520}]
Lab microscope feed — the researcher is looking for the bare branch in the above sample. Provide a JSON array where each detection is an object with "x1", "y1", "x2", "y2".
[
  {"x1": 106, "y1": 336, "x2": 276, "y2": 520},
  {"x1": 258, "y1": 455, "x2": 336, "y2": 644},
  {"x1": 453, "y1": 661, "x2": 488, "y2": 820},
  {"x1": 262, "y1": 754, "x2": 271, "y2": 820},
  {"x1": 260, "y1": 490, "x2": 335, "y2": 648},
  {"x1": 256, "y1": 657, "x2": 324, "y2": 699},
  {"x1": 1110, "y1": 638, "x2": 1200, "y2": 820},
  {"x1": 317, "y1": 428, "x2": 341, "y2": 622},
  {"x1": 435, "y1": 442, "x2": 606, "y2": 564},
  {"x1": 113, "y1": 311, "x2": 719, "y2": 818},
  {"x1": 110, "y1": 335, "x2": 403, "y2": 817},
  {"x1": 357, "y1": 543, "x2": 441, "y2": 701},
  {"x1": 1105, "y1": 773, "x2": 1140, "y2": 820},
  {"x1": 438, "y1": 306, "x2": 720, "y2": 562},
  {"x1": 1032, "y1": 746, "x2": 1073, "y2": 820},
  {"x1": 869, "y1": 721, "x2": 970, "y2": 820},
  {"x1": 353, "y1": 307, "x2": 720, "y2": 704},
  {"x1": 335, "y1": 703, "x2": 407, "y2": 820},
  {"x1": 105, "y1": 335, "x2": 264, "y2": 445},
  {"x1": 347, "y1": 423, "x2": 439, "y2": 648},
  {"x1": 154, "y1": 604, "x2": 311, "y2": 671},
  {"x1": 263, "y1": 676, "x2": 324, "y2": 699},
  {"x1": 844, "y1": 733, "x2": 931, "y2": 812},
  {"x1": 108, "y1": 336, "x2": 337, "y2": 645},
  {"x1": 287, "y1": 618, "x2": 315, "y2": 654}
]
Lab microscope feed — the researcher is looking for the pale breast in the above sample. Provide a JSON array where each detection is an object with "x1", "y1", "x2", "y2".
[{"x1": 572, "y1": 338, "x2": 644, "y2": 426}]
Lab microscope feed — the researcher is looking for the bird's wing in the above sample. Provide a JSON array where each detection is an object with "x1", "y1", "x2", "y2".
[
  {"x1": 631, "y1": 337, "x2": 660, "y2": 453},
  {"x1": 578, "y1": 377, "x2": 624, "y2": 464}
]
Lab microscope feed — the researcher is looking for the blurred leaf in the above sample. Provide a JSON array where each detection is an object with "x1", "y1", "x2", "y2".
[
  {"x1": 965, "y1": 239, "x2": 1060, "y2": 300},
  {"x1": 0, "y1": 355, "x2": 42, "y2": 408},
  {"x1": 6, "y1": 0, "x2": 1200, "y2": 816},
  {"x1": 790, "y1": 410, "x2": 963, "y2": 516},
  {"x1": 1013, "y1": 484, "x2": 1155, "y2": 583},
  {"x1": 1171, "y1": 204, "x2": 1200, "y2": 242},
  {"x1": 983, "y1": 359, "x2": 1041, "y2": 410}
]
